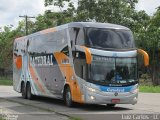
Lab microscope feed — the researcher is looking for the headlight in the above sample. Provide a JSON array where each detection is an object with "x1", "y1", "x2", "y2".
[
  {"x1": 87, "y1": 87, "x2": 96, "y2": 92},
  {"x1": 130, "y1": 88, "x2": 139, "y2": 94},
  {"x1": 85, "y1": 85, "x2": 98, "y2": 92}
]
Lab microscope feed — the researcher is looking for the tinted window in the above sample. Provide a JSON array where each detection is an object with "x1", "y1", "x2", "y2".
[
  {"x1": 88, "y1": 56, "x2": 137, "y2": 86},
  {"x1": 61, "y1": 46, "x2": 69, "y2": 56},
  {"x1": 85, "y1": 28, "x2": 135, "y2": 49}
]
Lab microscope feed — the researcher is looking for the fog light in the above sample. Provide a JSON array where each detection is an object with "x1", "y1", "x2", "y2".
[
  {"x1": 134, "y1": 97, "x2": 137, "y2": 101},
  {"x1": 90, "y1": 96, "x2": 95, "y2": 100},
  {"x1": 132, "y1": 97, "x2": 138, "y2": 105}
]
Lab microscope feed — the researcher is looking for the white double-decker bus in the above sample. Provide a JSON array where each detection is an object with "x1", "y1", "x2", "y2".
[{"x1": 13, "y1": 22, "x2": 149, "y2": 107}]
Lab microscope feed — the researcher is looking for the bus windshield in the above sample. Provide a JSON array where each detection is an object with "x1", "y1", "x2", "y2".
[
  {"x1": 84, "y1": 28, "x2": 135, "y2": 49},
  {"x1": 88, "y1": 56, "x2": 137, "y2": 86}
]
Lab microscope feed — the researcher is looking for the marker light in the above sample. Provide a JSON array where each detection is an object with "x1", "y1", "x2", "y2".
[{"x1": 88, "y1": 87, "x2": 96, "y2": 92}]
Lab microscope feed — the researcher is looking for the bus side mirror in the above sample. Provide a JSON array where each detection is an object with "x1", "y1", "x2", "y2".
[
  {"x1": 80, "y1": 46, "x2": 92, "y2": 64},
  {"x1": 137, "y1": 49, "x2": 149, "y2": 66}
]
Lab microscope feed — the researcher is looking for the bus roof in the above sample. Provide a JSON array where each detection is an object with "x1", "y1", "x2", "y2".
[
  {"x1": 67, "y1": 22, "x2": 130, "y2": 30},
  {"x1": 15, "y1": 22, "x2": 130, "y2": 41}
]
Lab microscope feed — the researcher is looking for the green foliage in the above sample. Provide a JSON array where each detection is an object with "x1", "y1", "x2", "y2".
[
  {"x1": 76, "y1": 0, "x2": 138, "y2": 23},
  {"x1": 0, "y1": 79, "x2": 13, "y2": 86},
  {"x1": 33, "y1": 13, "x2": 55, "y2": 32},
  {"x1": 0, "y1": 27, "x2": 22, "y2": 70},
  {"x1": 44, "y1": 0, "x2": 138, "y2": 27},
  {"x1": 45, "y1": 0, "x2": 71, "y2": 7},
  {"x1": 0, "y1": 116, "x2": 5, "y2": 120},
  {"x1": 139, "y1": 85, "x2": 160, "y2": 93}
]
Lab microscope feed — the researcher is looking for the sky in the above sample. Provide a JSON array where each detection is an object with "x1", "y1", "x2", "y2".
[
  {"x1": 135, "y1": 0, "x2": 160, "y2": 15},
  {"x1": 0, "y1": 0, "x2": 160, "y2": 30},
  {"x1": 0, "y1": 0, "x2": 45, "y2": 30}
]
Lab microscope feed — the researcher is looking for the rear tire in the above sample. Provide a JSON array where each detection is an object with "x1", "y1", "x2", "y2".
[
  {"x1": 64, "y1": 87, "x2": 73, "y2": 107},
  {"x1": 21, "y1": 82, "x2": 27, "y2": 99},
  {"x1": 26, "y1": 82, "x2": 33, "y2": 100}
]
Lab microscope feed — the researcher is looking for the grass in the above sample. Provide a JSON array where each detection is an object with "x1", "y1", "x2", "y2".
[
  {"x1": 139, "y1": 85, "x2": 160, "y2": 93},
  {"x1": 0, "y1": 116, "x2": 4, "y2": 120},
  {"x1": 139, "y1": 76, "x2": 160, "y2": 93},
  {"x1": 0, "y1": 78, "x2": 13, "y2": 86}
]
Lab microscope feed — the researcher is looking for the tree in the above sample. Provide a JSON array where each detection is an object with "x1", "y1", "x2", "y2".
[
  {"x1": 0, "y1": 26, "x2": 22, "y2": 72},
  {"x1": 44, "y1": 0, "x2": 138, "y2": 27},
  {"x1": 131, "y1": 8, "x2": 160, "y2": 85},
  {"x1": 145, "y1": 8, "x2": 160, "y2": 85}
]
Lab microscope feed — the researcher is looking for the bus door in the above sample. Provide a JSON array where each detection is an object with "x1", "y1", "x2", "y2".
[
  {"x1": 43, "y1": 63, "x2": 64, "y2": 96},
  {"x1": 52, "y1": 65, "x2": 64, "y2": 96}
]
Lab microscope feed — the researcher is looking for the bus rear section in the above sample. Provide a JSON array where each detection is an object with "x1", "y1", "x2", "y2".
[{"x1": 13, "y1": 22, "x2": 149, "y2": 107}]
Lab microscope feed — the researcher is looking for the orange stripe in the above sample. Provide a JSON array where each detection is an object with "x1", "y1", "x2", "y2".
[
  {"x1": 15, "y1": 28, "x2": 56, "y2": 42},
  {"x1": 14, "y1": 55, "x2": 22, "y2": 70},
  {"x1": 29, "y1": 65, "x2": 45, "y2": 93},
  {"x1": 54, "y1": 52, "x2": 84, "y2": 103},
  {"x1": 137, "y1": 49, "x2": 149, "y2": 66},
  {"x1": 80, "y1": 46, "x2": 92, "y2": 64},
  {"x1": 40, "y1": 28, "x2": 56, "y2": 34}
]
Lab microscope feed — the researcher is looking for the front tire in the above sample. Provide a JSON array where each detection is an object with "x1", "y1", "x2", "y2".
[
  {"x1": 64, "y1": 87, "x2": 73, "y2": 107},
  {"x1": 26, "y1": 82, "x2": 33, "y2": 100}
]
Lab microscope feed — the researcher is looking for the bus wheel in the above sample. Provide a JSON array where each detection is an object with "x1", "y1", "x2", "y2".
[
  {"x1": 26, "y1": 82, "x2": 33, "y2": 100},
  {"x1": 106, "y1": 104, "x2": 116, "y2": 107},
  {"x1": 21, "y1": 82, "x2": 27, "y2": 99},
  {"x1": 64, "y1": 87, "x2": 73, "y2": 107}
]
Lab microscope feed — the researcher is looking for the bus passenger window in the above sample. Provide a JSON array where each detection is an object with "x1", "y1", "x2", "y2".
[{"x1": 61, "y1": 46, "x2": 69, "y2": 56}]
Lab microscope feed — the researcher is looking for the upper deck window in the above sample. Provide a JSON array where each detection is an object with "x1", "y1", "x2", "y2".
[
  {"x1": 75, "y1": 27, "x2": 135, "y2": 49},
  {"x1": 85, "y1": 28, "x2": 135, "y2": 49}
]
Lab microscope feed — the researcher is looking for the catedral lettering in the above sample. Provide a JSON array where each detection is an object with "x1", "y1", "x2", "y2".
[
  {"x1": 30, "y1": 55, "x2": 54, "y2": 66},
  {"x1": 13, "y1": 22, "x2": 149, "y2": 107}
]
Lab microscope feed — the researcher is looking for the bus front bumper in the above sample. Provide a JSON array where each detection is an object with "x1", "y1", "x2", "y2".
[{"x1": 84, "y1": 90, "x2": 138, "y2": 105}]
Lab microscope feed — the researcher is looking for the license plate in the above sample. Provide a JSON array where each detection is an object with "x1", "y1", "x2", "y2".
[{"x1": 111, "y1": 99, "x2": 120, "y2": 103}]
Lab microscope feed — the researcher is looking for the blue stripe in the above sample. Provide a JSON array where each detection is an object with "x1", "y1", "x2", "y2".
[{"x1": 98, "y1": 85, "x2": 137, "y2": 92}]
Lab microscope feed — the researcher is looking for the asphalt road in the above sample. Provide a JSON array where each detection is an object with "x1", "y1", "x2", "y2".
[{"x1": 0, "y1": 86, "x2": 160, "y2": 120}]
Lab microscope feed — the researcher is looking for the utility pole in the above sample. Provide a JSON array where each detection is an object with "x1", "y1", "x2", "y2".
[{"x1": 19, "y1": 15, "x2": 35, "y2": 35}]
